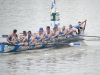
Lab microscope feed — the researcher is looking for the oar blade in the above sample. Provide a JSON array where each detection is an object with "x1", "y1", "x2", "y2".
[
  {"x1": 0, "y1": 35, "x2": 8, "y2": 38},
  {"x1": 2, "y1": 35, "x2": 8, "y2": 37},
  {"x1": 69, "y1": 42, "x2": 81, "y2": 46}
]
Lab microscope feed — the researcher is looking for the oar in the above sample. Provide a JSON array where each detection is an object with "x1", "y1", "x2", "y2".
[
  {"x1": 35, "y1": 42, "x2": 81, "y2": 46},
  {"x1": 79, "y1": 35, "x2": 100, "y2": 38},
  {"x1": 28, "y1": 35, "x2": 30, "y2": 46},
  {"x1": 0, "y1": 35, "x2": 8, "y2": 38},
  {"x1": 57, "y1": 42, "x2": 81, "y2": 46},
  {"x1": 0, "y1": 34, "x2": 24, "y2": 38},
  {"x1": 83, "y1": 21, "x2": 86, "y2": 33},
  {"x1": 0, "y1": 42, "x2": 81, "y2": 47}
]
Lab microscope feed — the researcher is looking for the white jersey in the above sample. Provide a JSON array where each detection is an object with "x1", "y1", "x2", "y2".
[{"x1": 12, "y1": 36, "x2": 19, "y2": 42}]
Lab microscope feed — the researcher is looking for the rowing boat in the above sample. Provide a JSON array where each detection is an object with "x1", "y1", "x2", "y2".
[
  {"x1": 0, "y1": 34, "x2": 83, "y2": 53},
  {"x1": 0, "y1": 24, "x2": 86, "y2": 53}
]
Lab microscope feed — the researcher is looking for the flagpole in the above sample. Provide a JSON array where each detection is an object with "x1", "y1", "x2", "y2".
[
  {"x1": 54, "y1": 0, "x2": 56, "y2": 12},
  {"x1": 54, "y1": 0, "x2": 56, "y2": 27},
  {"x1": 50, "y1": 0, "x2": 60, "y2": 27}
]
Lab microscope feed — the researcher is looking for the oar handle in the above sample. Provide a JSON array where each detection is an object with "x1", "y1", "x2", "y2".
[
  {"x1": 80, "y1": 35, "x2": 100, "y2": 38},
  {"x1": 0, "y1": 35, "x2": 8, "y2": 38},
  {"x1": 83, "y1": 21, "x2": 86, "y2": 33}
]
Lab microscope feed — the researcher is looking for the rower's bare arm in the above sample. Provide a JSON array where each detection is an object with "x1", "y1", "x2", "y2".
[
  {"x1": 64, "y1": 29, "x2": 67, "y2": 35},
  {"x1": 29, "y1": 37, "x2": 34, "y2": 43},
  {"x1": 76, "y1": 29, "x2": 78, "y2": 33},
  {"x1": 81, "y1": 19, "x2": 87, "y2": 25},
  {"x1": 73, "y1": 28, "x2": 78, "y2": 33},
  {"x1": 56, "y1": 31, "x2": 59, "y2": 36},
  {"x1": 59, "y1": 27, "x2": 61, "y2": 32},
  {"x1": 44, "y1": 31, "x2": 46, "y2": 36},
  {"x1": 66, "y1": 28, "x2": 69, "y2": 35},
  {"x1": 23, "y1": 38, "x2": 27, "y2": 42},
  {"x1": 7, "y1": 34, "x2": 11, "y2": 42},
  {"x1": 41, "y1": 35, "x2": 44, "y2": 40},
  {"x1": 49, "y1": 32, "x2": 53, "y2": 38},
  {"x1": 34, "y1": 33, "x2": 38, "y2": 35}
]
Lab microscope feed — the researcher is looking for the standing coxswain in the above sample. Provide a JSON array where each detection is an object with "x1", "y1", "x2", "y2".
[{"x1": 74, "y1": 19, "x2": 87, "y2": 34}]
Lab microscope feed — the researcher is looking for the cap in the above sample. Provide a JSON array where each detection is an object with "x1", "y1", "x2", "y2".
[
  {"x1": 28, "y1": 31, "x2": 31, "y2": 35},
  {"x1": 39, "y1": 27, "x2": 43, "y2": 32},
  {"x1": 39, "y1": 27, "x2": 43, "y2": 30}
]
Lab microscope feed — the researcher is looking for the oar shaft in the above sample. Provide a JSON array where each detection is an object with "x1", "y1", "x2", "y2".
[
  {"x1": 80, "y1": 35, "x2": 100, "y2": 38},
  {"x1": 0, "y1": 35, "x2": 8, "y2": 38},
  {"x1": 83, "y1": 21, "x2": 86, "y2": 33},
  {"x1": 0, "y1": 42, "x2": 81, "y2": 47}
]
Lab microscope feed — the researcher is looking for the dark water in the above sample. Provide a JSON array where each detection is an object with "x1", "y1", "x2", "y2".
[{"x1": 0, "y1": 0, "x2": 100, "y2": 75}]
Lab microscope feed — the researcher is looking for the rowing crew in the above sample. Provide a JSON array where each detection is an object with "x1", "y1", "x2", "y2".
[{"x1": 7, "y1": 20, "x2": 87, "y2": 45}]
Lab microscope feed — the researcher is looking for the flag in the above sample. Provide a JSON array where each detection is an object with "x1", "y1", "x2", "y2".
[{"x1": 50, "y1": 0, "x2": 56, "y2": 14}]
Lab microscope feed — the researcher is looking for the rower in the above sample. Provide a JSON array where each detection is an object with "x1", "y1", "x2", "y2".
[
  {"x1": 20, "y1": 31, "x2": 27, "y2": 40},
  {"x1": 45, "y1": 26, "x2": 53, "y2": 40},
  {"x1": 59, "y1": 26, "x2": 66, "y2": 37},
  {"x1": 51, "y1": 27, "x2": 59, "y2": 41},
  {"x1": 6, "y1": 29, "x2": 17, "y2": 44},
  {"x1": 35, "y1": 27, "x2": 45, "y2": 42},
  {"x1": 12, "y1": 34, "x2": 22, "y2": 45},
  {"x1": 23, "y1": 31, "x2": 27, "y2": 37},
  {"x1": 66, "y1": 24, "x2": 78, "y2": 37},
  {"x1": 23, "y1": 31, "x2": 36, "y2": 45},
  {"x1": 74, "y1": 19, "x2": 87, "y2": 34},
  {"x1": 54, "y1": 24, "x2": 61, "y2": 32},
  {"x1": 19, "y1": 31, "x2": 28, "y2": 45},
  {"x1": 59, "y1": 26, "x2": 65, "y2": 34}
]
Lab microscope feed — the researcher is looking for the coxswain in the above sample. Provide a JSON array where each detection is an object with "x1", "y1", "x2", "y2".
[{"x1": 74, "y1": 19, "x2": 87, "y2": 34}]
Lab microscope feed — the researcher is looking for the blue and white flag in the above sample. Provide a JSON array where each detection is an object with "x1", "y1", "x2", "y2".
[{"x1": 50, "y1": 0, "x2": 56, "y2": 13}]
